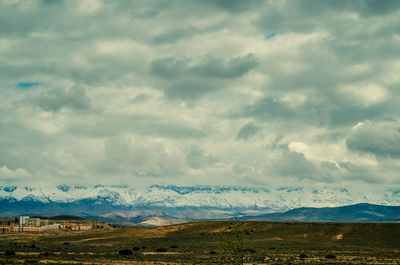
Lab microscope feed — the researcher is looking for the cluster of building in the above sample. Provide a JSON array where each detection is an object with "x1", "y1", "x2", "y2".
[{"x1": 0, "y1": 216, "x2": 95, "y2": 232}]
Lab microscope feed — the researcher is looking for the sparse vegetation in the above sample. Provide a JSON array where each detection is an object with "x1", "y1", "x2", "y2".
[
  {"x1": 0, "y1": 221, "x2": 399, "y2": 264},
  {"x1": 221, "y1": 224, "x2": 250, "y2": 265}
]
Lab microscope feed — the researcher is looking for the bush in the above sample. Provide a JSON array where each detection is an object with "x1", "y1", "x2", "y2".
[
  {"x1": 209, "y1": 250, "x2": 217, "y2": 255},
  {"x1": 5, "y1": 250, "x2": 15, "y2": 256},
  {"x1": 325, "y1": 254, "x2": 336, "y2": 259},
  {"x1": 221, "y1": 226, "x2": 249, "y2": 265},
  {"x1": 170, "y1": 245, "x2": 178, "y2": 249},
  {"x1": 299, "y1": 253, "x2": 307, "y2": 258},
  {"x1": 132, "y1": 246, "x2": 140, "y2": 251},
  {"x1": 119, "y1": 249, "x2": 133, "y2": 255},
  {"x1": 155, "y1": 248, "x2": 168, "y2": 252}
]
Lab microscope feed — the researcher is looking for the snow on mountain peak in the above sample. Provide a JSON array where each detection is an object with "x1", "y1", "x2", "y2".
[{"x1": 0, "y1": 184, "x2": 399, "y2": 213}]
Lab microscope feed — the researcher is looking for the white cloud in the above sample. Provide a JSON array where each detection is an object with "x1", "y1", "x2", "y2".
[
  {"x1": 0, "y1": 0, "x2": 399, "y2": 189},
  {"x1": 0, "y1": 165, "x2": 31, "y2": 180},
  {"x1": 339, "y1": 83, "x2": 388, "y2": 107},
  {"x1": 75, "y1": 0, "x2": 102, "y2": 15}
]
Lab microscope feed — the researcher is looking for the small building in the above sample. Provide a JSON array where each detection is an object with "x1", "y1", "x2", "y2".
[
  {"x1": 0, "y1": 216, "x2": 19, "y2": 233},
  {"x1": 19, "y1": 216, "x2": 29, "y2": 226},
  {"x1": 24, "y1": 217, "x2": 41, "y2": 227},
  {"x1": 40, "y1": 219, "x2": 49, "y2": 226}
]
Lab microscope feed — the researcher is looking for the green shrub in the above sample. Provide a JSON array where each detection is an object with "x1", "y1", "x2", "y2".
[
  {"x1": 221, "y1": 225, "x2": 250, "y2": 265},
  {"x1": 132, "y1": 246, "x2": 140, "y2": 251},
  {"x1": 155, "y1": 248, "x2": 168, "y2": 252}
]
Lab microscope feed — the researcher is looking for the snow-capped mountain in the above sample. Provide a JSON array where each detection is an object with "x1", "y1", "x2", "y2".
[{"x1": 0, "y1": 184, "x2": 399, "y2": 221}]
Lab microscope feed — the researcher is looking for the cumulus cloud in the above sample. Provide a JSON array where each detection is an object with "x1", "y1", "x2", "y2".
[
  {"x1": 339, "y1": 83, "x2": 388, "y2": 107},
  {"x1": 34, "y1": 85, "x2": 90, "y2": 112},
  {"x1": 236, "y1": 122, "x2": 260, "y2": 140},
  {"x1": 346, "y1": 121, "x2": 400, "y2": 158},
  {"x1": 191, "y1": 54, "x2": 258, "y2": 78},
  {"x1": 0, "y1": 0, "x2": 399, "y2": 188},
  {"x1": 186, "y1": 145, "x2": 218, "y2": 169},
  {"x1": 0, "y1": 165, "x2": 31, "y2": 180},
  {"x1": 151, "y1": 54, "x2": 258, "y2": 80},
  {"x1": 103, "y1": 136, "x2": 186, "y2": 178},
  {"x1": 151, "y1": 54, "x2": 258, "y2": 100}
]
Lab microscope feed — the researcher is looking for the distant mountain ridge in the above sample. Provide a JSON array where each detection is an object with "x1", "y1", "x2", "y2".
[
  {"x1": 0, "y1": 184, "x2": 399, "y2": 223},
  {"x1": 245, "y1": 203, "x2": 400, "y2": 222}
]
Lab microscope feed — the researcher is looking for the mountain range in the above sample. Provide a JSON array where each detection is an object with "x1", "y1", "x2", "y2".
[{"x1": 0, "y1": 184, "x2": 399, "y2": 224}]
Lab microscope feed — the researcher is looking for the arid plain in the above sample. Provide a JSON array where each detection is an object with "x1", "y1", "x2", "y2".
[{"x1": 1, "y1": 221, "x2": 400, "y2": 264}]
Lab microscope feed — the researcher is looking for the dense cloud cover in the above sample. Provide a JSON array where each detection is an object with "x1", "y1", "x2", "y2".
[{"x1": 0, "y1": 0, "x2": 400, "y2": 189}]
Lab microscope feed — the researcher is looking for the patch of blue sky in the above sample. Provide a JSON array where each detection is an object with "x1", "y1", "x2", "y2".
[
  {"x1": 265, "y1": 33, "x2": 276, "y2": 40},
  {"x1": 17, "y1": 82, "x2": 40, "y2": 89}
]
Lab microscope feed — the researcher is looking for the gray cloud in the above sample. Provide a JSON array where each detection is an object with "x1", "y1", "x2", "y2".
[
  {"x1": 268, "y1": 150, "x2": 339, "y2": 182},
  {"x1": 152, "y1": 28, "x2": 198, "y2": 44},
  {"x1": 191, "y1": 54, "x2": 258, "y2": 78},
  {"x1": 236, "y1": 122, "x2": 260, "y2": 140},
  {"x1": 241, "y1": 98, "x2": 296, "y2": 120},
  {"x1": 68, "y1": 114, "x2": 207, "y2": 139},
  {"x1": 273, "y1": 151, "x2": 317, "y2": 179},
  {"x1": 298, "y1": 0, "x2": 400, "y2": 17},
  {"x1": 210, "y1": 0, "x2": 262, "y2": 12},
  {"x1": 151, "y1": 54, "x2": 258, "y2": 80},
  {"x1": 102, "y1": 136, "x2": 185, "y2": 178},
  {"x1": 150, "y1": 57, "x2": 189, "y2": 79},
  {"x1": 0, "y1": 0, "x2": 399, "y2": 188},
  {"x1": 346, "y1": 121, "x2": 400, "y2": 158},
  {"x1": 164, "y1": 81, "x2": 217, "y2": 100},
  {"x1": 151, "y1": 54, "x2": 257, "y2": 100},
  {"x1": 34, "y1": 85, "x2": 90, "y2": 112},
  {"x1": 186, "y1": 145, "x2": 218, "y2": 169}
]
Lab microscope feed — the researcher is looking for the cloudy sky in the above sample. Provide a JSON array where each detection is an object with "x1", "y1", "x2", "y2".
[{"x1": 1, "y1": 0, "x2": 400, "y2": 189}]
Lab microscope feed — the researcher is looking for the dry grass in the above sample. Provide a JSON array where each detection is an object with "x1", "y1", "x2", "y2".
[{"x1": 0, "y1": 221, "x2": 399, "y2": 264}]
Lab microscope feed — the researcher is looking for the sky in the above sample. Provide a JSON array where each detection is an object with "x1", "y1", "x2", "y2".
[{"x1": 1, "y1": 0, "x2": 400, "y2": 189}]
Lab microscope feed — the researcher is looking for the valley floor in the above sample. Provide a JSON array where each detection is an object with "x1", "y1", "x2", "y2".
[{"x1": 0, "y1": 221, "x2": 399, "y2": 264}]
